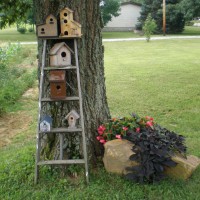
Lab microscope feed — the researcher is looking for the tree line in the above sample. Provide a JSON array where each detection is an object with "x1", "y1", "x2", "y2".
[{"x1": 0, "y1": 0, "x2": 200, "y2": 33}]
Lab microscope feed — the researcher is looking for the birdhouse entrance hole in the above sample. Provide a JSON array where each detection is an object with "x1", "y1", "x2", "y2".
[
  {"x1": 61, "y1": 52, "x2": 66, "y2": 57},
  {"x1": 64, "y1": 19, "x2": 68, "y2": 24},
  {"x1": 56, "y1": 85, "x2": 61, "y2": 90},
  {"x1": 50, "y1": 18, "x2": 54, "y2": 24},
  {"x1": 64, "y1": 31, "x2": 68, "y2": 35},
  {"x1": 41, "y1": 28, "x2": 45, "y2": 34},
  {"x1": 64, "y1": 13, "x2": 68, "y2": 17}
]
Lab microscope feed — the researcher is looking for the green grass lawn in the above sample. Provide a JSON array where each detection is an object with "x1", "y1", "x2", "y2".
[
  {"x1": 0, "y1": 27, "x2": 36, "y2": 42},
  {"x1": 0, "y1": 39, "x2": 200, "y2": 199},
  {"x1": 0, "y1": 26, "x2": 199, "y2": 42}
]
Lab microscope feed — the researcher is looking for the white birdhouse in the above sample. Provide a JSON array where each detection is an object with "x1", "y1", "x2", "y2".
[
  {"x1": 65, "y1": 110, "x2": 80, "y2": 128},
  {"x1": 49, "y1": 42, "x2": 74, "y2": 66},
  {"x1": 40, "y1": 115, "x2": 53, "y2": 132}
]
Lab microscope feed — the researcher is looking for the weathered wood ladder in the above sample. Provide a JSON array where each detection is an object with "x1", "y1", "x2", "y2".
[{"x1": 34, "y1": 39, "x2": 89, "y2": 184}]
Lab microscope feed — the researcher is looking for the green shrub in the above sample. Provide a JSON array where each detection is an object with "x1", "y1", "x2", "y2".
[
  {"x1": 18, "y1": 27, "x2": 27, "y2": 34},
  {"x1": 142, "y1": 14, "x2": 157, "y2": 42},
  {"x1": 185, "y1": 21, "x2": 194, "y2": 26},
  {"x1": 28, "y1": 27, "x2": 34, "y2": 32},
  {"x1": 0, "y1": 44, "x2": 37, "y2": 115}
]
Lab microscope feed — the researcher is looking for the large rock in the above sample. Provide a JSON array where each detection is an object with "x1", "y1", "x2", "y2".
[
  {"x1": 103, "y1": 139, "x2": 137, "y2": 175},
  {"x1": 103, "y1": 139, "x2": 200, "y2": 179},
  {"x1": 164, "y1": 155, "x2": 200, "y2": 180}
]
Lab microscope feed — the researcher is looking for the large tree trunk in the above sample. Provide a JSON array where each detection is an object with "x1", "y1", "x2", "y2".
[{"x1": 34, "y1": 0, "x2": 110, "y2": 165}]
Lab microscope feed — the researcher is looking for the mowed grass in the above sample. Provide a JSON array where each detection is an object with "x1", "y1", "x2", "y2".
[
  {"x1": 0, "y1": 39, "x2": 200, "y2": 199},
  {"x1": 182, "y1": 26, "x2": 200, "y2": 35},
  {"x1": 104, "y1": 39, "x2": 200, "y2": 157},
  {"x1": 0, "y1": 26, "x2": 199, "y2": 42},
  {"x1": 0, "y1": 27, "x2": 36, "y2": 42}
]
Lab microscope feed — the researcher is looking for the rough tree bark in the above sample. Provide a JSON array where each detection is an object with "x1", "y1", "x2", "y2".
[{"x1": 34, "y1": 0, "x2": 110, "y2": 165}]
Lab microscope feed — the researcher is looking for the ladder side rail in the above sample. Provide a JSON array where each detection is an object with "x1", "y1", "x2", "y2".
[
  {"x1": 35, "y1": 39, "x2": 47, "y2": 184},
  {"x1": 74, "y1": 39, "x2": 89, "y2": 183}
]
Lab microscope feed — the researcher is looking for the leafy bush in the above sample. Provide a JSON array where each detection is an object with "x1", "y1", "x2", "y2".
[
  {"x1": 28, "y1": 27, "x2": 34, "y2": 32},
  {"x1": 185, "y1": 21, "x2": 194, "y2": 26},
  {"x1": 142, "y1": 14, "x2": 157, "y2": 42},
  {"x1": 0, "y1": 44, "x2": 37, "y2": 115},
  {"x1": 18, "y1": 27, "x2": 27, "y2": 34},
  {"x1": 97, "y1": 113, "x2": 187, "y2": 183}
]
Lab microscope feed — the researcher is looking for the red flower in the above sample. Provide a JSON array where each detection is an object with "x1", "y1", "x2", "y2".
[
  {"x1": 145, "y1": 116, "x2": 154, "y2": 121},
  {"x1": 146, "y1": 121, "x2": 153, "y2": 128},
  {"x1": 136, "y1": 127, "x2": 140, "y2": 133},
  {"x1": 96, "y1": 136, "x2": 102, "y2": 141},
  {"x1": 123, "y1": 127, "x2": 128, "y2": 131},
  {"x1": 98, "y1": 125, "x2": 106, "y2": 135},
  {"x1": 116, "y1": 135, "x2": 122, "y2": 139},
  {"x1": 100, "y1": 139, "x2": 106, "y2": 144}
]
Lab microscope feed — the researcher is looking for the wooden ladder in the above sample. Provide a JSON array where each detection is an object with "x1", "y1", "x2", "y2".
[{"x1": 34, "y1": 39, "x2": 89, "y2": 184}]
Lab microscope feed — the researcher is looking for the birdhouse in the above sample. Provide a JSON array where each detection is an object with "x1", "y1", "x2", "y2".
[
  {"x1": 59, "y1": 7, "x2": 82, "y2": 38},
  {"x1": 65, "y1": 110, "x2": 80, "y2": 128},
  {"x1": 49, "y1": 42, "x2": 74, "y2": 66},
  {"x1": 37, "y1": 14, "x2": 58, "y2": 37},
  {"x1": 40, "y1": 115, "x2": 52, "y2": 132},
  {"x1": 49, "y1": 70, "x2": 66, "y2": 99}
]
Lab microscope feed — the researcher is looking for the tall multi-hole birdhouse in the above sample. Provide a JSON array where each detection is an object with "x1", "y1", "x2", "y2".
[
  {"x1": 60, "y1": 7, "x2": 82, "y2": 38},
  {"x1": 50, "y1": 42, "x2": 74, "y2": 66},
  {"x1": 65, "y1": 110, "x2": 80, "y2": 128},
  {"x1": 40, "y1": 115, "x2": 53, "y2": 132},
  {"x1": 37, "y1": 14, "x2": 58, "y2": 37},
  {"x1": 49, "y1": 70, "x2": 66, "y2": 99}
]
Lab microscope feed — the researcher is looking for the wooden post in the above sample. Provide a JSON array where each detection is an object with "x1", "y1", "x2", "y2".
[{"x1": 163, "y1": 0, "x2": 166, "y2": 36}]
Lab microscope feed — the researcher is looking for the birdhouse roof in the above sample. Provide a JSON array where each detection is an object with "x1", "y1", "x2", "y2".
[
  {"x1": 71, "y1": 20, "x2": 81, "y2": 28},
  {"x1": 50, "y1": 42, "x2": 74, "y2": 55},
  {"x1": 37, "y1": 14, "x2": 57, "y2": 26},
  {"x1": 61, "y1": 7, "x2": 74, "y2": 13},
  {"x1": 41, "y1": 115, "x2": 53, "y2": 124},
  {"x1": 65, "y1": 110, "x2": 80, "y2": 120},
  {"x1": 46, "y1": 14, "x2": 57, "y2": 20}
]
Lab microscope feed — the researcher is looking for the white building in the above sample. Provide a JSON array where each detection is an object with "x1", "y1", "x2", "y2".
[{"x1": 104, "y1": 1, "x2": 141, "y2": 31}]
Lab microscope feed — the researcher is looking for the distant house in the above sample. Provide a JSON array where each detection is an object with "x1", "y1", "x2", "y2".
[{"x1": 104, "y1": 1, "x2": 141, "y2": 32}]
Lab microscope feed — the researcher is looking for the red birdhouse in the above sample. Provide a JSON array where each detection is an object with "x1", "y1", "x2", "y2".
[{"x1": 49, "y1": 70, "x2": 66, "y2": 99}]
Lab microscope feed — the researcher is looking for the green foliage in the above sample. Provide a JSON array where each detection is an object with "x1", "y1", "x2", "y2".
[
  {"x1": 0, "y1": 0, "x2": 32, "y2": 28},
  {"x1": 28, "y1": 27, "x2": 34, "y2": 32},
  {"x1": 179, "y1": 0, "x2": 200, "y2": 21},
  {"x1": 125, "y1": 113, "x2": 186, "y2": 183},
  {"x1": 17, "y1": 27, "x2": 27, "y2": 34},
  {"x1": 0, "y1": 44, "x2": 36, "y2": 115},
  {"x1": 97, "y1": 117, "x2": 137, "y2": 143},
  {"x1": 157, "y1": 4, "x2": 185, "y2": 34},
  {"x1": 100, "y1": 0, "x2": 121, "y2": 25},
  {"x1": 142, "y1": 14, "x2": 157, "y2": 42},
  {"x1": 138, "y1": 0, "x2": 185, "y2": 33}
]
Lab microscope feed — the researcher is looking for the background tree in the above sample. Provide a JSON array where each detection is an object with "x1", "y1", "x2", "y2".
[
  {"x1": 34, "y1": 0, "x2": 110, "y2": 164},
  {"x1": 179, "y1": 0, "x2": 200, "y2": 21},
  {"x1": 100, "y1": 0, "x2": 121, "y2": 25},
  {"x1": 0, "y1": 0, "x2": 32, "y2": 29},
  {"x1": 137, "y1": 0, "x2": 185, "y2": 33}
]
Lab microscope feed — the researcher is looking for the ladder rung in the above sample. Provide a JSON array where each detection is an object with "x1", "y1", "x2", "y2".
[
  {"x1": 37, "y1": 159, "x2": 85, "y2": 165},
  {"x1": 44, "y1": 66, "x2": 77, "y2": 70},
  {"x1": 39, "y1": 127, "x2": 82, "y2": 134},
  {"x1": 41, "y1": 97, "x2": 79, "y2": 102}
]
